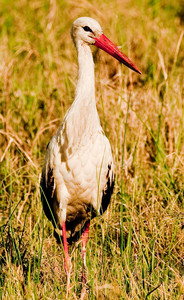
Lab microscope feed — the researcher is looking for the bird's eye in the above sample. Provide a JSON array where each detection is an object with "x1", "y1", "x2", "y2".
[{"x1": 83, "y1": 26, "x2": 93, "y2": 33}]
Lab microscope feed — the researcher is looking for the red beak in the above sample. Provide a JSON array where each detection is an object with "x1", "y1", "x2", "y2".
[{"x1": 94, "y1": 34, "x2": 141, "y2": 74}]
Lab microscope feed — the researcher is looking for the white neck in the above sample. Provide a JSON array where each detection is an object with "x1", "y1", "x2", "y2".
[
  {"x1": 59, "y1": 41, "x2": 100, "y2": 148},
  {"x1": 75, "y1": 40, "x2": 95, "y2": 104}
]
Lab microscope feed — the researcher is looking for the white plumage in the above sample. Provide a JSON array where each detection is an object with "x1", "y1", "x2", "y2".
[{"x1": 40, "y1": 17, "x2": 141, "y2": 286}]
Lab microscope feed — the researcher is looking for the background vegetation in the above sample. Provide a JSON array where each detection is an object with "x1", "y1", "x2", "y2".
[{"x1": 0, "y1": 0, "x2": 184, "y2": 298}]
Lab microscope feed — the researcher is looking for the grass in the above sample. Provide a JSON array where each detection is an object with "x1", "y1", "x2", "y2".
[{"x1": 0, "y1": 0, "x2": 184, "y2": 298}]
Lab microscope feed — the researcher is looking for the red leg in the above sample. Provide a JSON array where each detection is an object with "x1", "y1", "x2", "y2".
[{"x1": 81, "y1": 222, "x2": 90, "y2": 283}]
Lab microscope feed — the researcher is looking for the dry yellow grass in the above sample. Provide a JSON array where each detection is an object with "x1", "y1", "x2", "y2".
[{"x1": 0, "y1": 0, "x2": 184, "y2": 299}]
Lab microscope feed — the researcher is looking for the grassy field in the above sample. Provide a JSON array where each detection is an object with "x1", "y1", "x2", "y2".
[{"x1": 0, "y1": 0, "x2": 184, "y2": 299}]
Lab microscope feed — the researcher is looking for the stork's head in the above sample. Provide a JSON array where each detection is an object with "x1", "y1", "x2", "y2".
[
  {"x1": 71, "y1": 17, "x2": 141, "y2": 74},
  {"x1": 71, "y1": 17, "x2": 102, "y2": 46}
]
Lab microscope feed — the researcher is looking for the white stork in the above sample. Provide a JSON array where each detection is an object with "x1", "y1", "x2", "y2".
[{"x1": 41, "y1": 17, "x2": 141, "y2": 286}]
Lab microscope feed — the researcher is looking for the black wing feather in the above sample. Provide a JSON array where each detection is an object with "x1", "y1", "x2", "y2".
[
  {"x1": 40, "y1": 167, "x2": 55, "y2": 224},
  {"x1": 100, "y1": 163, "x2": 115, "y2": 215}
]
